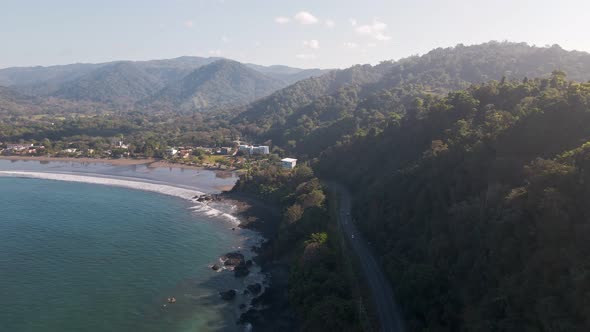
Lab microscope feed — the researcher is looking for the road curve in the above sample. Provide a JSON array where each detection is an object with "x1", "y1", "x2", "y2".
[{"x1": 327, "y1": 182, "x2": 405, "y2": 332}]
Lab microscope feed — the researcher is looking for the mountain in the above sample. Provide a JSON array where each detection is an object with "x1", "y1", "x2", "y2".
[
  {"x1": 0, "y1": 85, "x2": 40, "y2": 114},
  {"x1": 233, "y1": 42, "x2": 590, "y2": 156},
  {"x1": 45, "y1": 61, "x2": 164, "y2": 106},
  {"x1": 245, "y1": 63, "x2": 331, "y2": 84},
  {"x1": 316, "y1": 72, "x2": 590, "y2": 331},
  {"x1": 146, "y1": 59, "x2": 288, "y2": 112},
  {"x1": 0, "y1": 63, "x2": 105, "y2": 87},
  {"x1": 233, "y1": 62, "x2": 393, "y2": 133},
  {"x1": 0, "y1": 57, "x2": 327, "y2": 110}
]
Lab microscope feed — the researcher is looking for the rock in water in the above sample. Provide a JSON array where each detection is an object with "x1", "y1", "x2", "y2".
[{"x1": 222, "y1": 252, "x2": 245, "y2": 267}]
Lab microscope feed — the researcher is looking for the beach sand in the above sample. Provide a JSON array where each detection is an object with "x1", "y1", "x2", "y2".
[{"x1": 0, "y1": 156, "x2": 156, "y2": 166}]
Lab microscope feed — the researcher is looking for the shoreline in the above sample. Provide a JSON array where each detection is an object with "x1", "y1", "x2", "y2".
[
  {"x1": 0, "y1": 161, "x2": 290, "y2": 329},
  {"x1": 0, "y1": 155, "x2": 244, "y2": 172},
  {"x1": 217, "y1": 191, "x2": 297, "y2": 330},
  {"x1": 0, "y1": 155, "x2": 156, "y2": 166}
]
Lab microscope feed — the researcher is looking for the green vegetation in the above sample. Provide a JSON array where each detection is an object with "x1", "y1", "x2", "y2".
[
  {"x1": 4, "y1": 41, "x2": 590, "y2": 331},
  {"x1": 236, "y1": 42, "x2": 590, "y2": 160},
  {"x1": 233, "y1": 165, "x2": 361, "y2": 331},
  {"x1": 318, "y1": 72, "x2": 590, "y2": 331}
]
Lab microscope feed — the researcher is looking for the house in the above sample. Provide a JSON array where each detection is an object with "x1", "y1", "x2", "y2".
[
  {"x1": 166, "y1": 148, "x2": 178, "y2": 156},
  {"x1": 179, "y1": 149, "x2": 192, "y2": 159},
  {"x1": 7, "y1": 144, "x2": 33, "y2": 152},
  {"x1": 238, "y1": 145, "x2": 252, "y2": 154},
  {"x1": 252, "y1": 146, "x2": 270, "y2": 155},
  {"x1": 238, "y1": 144, "x2": 270, "y2": 155},
  {"x1": 281, "y1": 158, "x2": 297, "y2": 169},
  {"x1": 116, "y1": 141, "x2": 129, "y2": 149},
  {"x1": 220, "y1": 147, "x2": 232, "y2": 155}
]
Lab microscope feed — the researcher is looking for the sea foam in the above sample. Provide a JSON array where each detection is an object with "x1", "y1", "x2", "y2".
[{"x1": 0, "y1": 171, "x2": 241, "y2": 224}]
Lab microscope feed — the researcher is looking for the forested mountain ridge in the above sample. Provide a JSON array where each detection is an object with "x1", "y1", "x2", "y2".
[
  {"x1": 232, "y1": 62, "x2": 394, "y2": 132},
  {"x1": 50, "y1": 62, "x2": 166, "y2": 106},
  {"x1": 0, "y1": 56, "x2": 326, "y2": 110},
  {"x1": 316, "y1": 72, "x2": 590, "y2": 331},
  {"x1": 233, "y1": 42, "x2": 590, "y2": 158},
  {"x1": 144, "y1": 59, "x2": 288, "y2": 112}
]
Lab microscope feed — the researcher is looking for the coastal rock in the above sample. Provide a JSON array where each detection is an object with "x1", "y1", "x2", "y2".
[
  {"x1": 246, "y1": 283, "x2": 262, "y2": 295},
  {"x1": 195, "y1": 194, "x2": 213, "y2": 202},
  {"x1": 222, "y1": 252, "x2": 245, "y2": 267},
  {"x1": 245, "y1": 260, "x2": 253, "y2": 267},
  {"x1": 234, "y1": 263, "x2": 250, "y2": 278},
  {"x1": 211, "y1": 264, "x2": 221, "y2": 271},
  {"x1": 220, "y1": 289, "x2": 237, "y2": 301}
]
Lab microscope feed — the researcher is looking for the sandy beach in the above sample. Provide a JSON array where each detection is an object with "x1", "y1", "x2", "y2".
[
  {"x1": 0, "y1": 156, "x2": 157, "y2": 166},
  {"x1": 0, "y1": 156, "x2": 247, "y2": 174}
]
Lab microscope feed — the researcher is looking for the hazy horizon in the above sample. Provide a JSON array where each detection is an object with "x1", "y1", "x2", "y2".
[
  {"x1": 2, "y1": 0, "x2": 589, "y2": 69},
  {"x1": 0, "y1": 40, "x2": 586, "y2": 71}
]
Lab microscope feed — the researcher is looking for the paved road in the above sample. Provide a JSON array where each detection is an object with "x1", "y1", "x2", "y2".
[{"x1": 328, "y1": 183, "x2": 404, "y2": 332}]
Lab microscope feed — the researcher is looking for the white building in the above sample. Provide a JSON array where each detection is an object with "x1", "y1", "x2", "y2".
[
  {"x1": 166, "y1": 148, "x2": 178, "y2": 156},
  {"x1": 7, "y1": 144, "x2": 32, "y2": 151},
  {"x1": 252, "y1": 146, "x2": 270, "y2": 155},
  {"x1": 281, "y1": 158, "x2": 297, "y2": 169},
  {"x1": 239, "y1": 144, "x2": 270, "y2": 155},
  {"x1": 238, "y1": 145, "x2": 252, "y2": 153}
]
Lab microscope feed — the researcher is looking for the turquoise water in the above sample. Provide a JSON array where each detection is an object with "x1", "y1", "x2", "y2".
[{"x1": 0, "y1": 176, "x2": 253, "y2": 332}]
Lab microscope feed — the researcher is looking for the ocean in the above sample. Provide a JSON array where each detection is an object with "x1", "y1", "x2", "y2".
[{"x1": 0, "y1": 160, "x2": 259, "y2": 332}]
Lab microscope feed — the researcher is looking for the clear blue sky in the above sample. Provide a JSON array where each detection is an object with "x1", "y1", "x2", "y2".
[{"x1": 1, "y1": 0, "x2": 589, "y2": 69}]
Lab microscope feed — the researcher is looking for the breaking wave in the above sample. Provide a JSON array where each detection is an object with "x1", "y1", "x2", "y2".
[{"x1": 0, "y1": 171, "x2": 240, "y2": 224}]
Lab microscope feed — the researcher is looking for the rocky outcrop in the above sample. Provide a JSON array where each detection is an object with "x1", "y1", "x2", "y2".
[
  {"x1": 194, "y1": 194, "x2": 221, "y2": 203},
  {"x1": 222, "y1": 252, "x2": 245, "y2": 267}
]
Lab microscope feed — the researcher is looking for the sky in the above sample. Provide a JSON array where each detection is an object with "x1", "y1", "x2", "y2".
[{"x1": 1, "y1": 0, "x2": 589, "y2": 69}]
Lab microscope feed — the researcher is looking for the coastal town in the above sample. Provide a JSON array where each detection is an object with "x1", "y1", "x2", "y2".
[{"x1": 0, "y1": 139, "x2": 297, "y2": 170}]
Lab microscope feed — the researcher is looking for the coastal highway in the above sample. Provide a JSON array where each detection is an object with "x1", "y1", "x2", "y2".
[{"x1": 328, "y1": 183, "x2": 405, "y2": 332}]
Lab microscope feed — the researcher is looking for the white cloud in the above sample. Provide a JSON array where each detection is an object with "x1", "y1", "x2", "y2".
[
  {"x1": 325, "y1": 19, "x2": 335, "y2": 28},
  {"x1": 183, "y1": 20, "x2": 194, "y2": 28},
  {"x1": 303, "y1": 39, "x2": 320, "y2": 49},
  {"x1": 355, "y1": 20, "x2": 391, "y2": 41},
  {"x1": 367, "y1": 42, "x2": 377, "y2": 48},
  {"x1": 221, "y1": 35, "x2": 230, "y2": 43},
  {"x1": 208, "y1": 49, "x2": 222, "y2": 56},
  {"x1": 343, "y1": 42, "x2": 358, "y2": 49},
  {"x1": 295, "y1": 53, "x2": 317, "y2": 60},
  {"x1": 275, "y1": 16, "x2": 290, "y2": 24},
  {"x1": 349, "y1": 18, "x2": 357, "y2": 26},
  {"x1": 294, "y1": 11, "x2": 319, "y2": 25}
]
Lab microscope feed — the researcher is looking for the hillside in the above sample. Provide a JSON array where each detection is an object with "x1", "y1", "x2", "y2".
[
  {"x1": 233, "y1": 42, "x2": 590, "y2": 158},
  {"x1": 317, "y1": 72, "x2": 590, "y2": 331},
  {"x1": 0, "y1": 57, "x2": 328, "y2": 112},
  {"x1": 245, "y1": 63, "x2": 331, "y2": 84},
  {"x1": 146, "y1": 59, "x2": 288, "y2": 112},
  {"x1": 45, "y1": 62, "x2": 164, "y2": 106},
  {"x1": 233, "y1": 62, "x2": 393, "y2": 134},
  {"x1": 0, "y1": 63, "x2": 105, "y2": 87}
]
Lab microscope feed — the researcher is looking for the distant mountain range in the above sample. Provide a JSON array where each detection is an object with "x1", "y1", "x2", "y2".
[
  {"x1": 0, "y1": 57, "x2": 331, "y2": 111},
  {"x1": 145, "y1": 59, "x2": 288, "y2": 112},
  {"x1": 3, "y1": 42, "x2": 590, "y2": 117}
]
